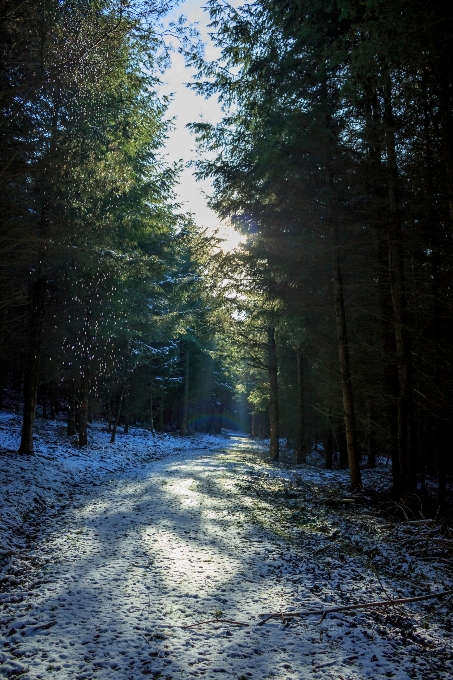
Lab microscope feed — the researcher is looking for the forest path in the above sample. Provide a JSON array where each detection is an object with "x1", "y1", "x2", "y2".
[{"x1": 1, "y1": 437, "x2": 451, "y2": 680}]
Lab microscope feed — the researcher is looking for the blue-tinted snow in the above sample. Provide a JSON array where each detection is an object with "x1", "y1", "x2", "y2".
[{"x1": 1, "y1": 413, "x2": 452, "y2": 679}]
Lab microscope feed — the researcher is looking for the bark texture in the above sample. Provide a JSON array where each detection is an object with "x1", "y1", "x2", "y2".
[
  {"x1": 18, "y1": 276, "x2": 47, "y2": 454},
  {"x1": 79, "y1": 367, "x2": 89, "y2": 447},
  {"x1": 267, "y1": 326, "x2": 279, "y2": 461},
  {"x1": 67, "y1": 379, "x2": 76, "y2": 436},
  {"x1": 331, "y1": 221, "x2": 362, "y2": 489},
  {"x1": 180, "y1": 348, "x2": 190, "y2": 436},
  {"x1": 296, "y1": 346, "x2": 306, "y2": 464},
  {"x1": 383, "y1": 73, "x2": 414, "y2": 492}
]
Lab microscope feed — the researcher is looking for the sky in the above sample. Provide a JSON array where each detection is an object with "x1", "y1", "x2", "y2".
[{"x1": 159, "y1": 0, "x2": 243, "y2": 251}]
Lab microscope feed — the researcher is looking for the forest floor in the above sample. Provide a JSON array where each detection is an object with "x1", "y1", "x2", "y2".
[{"x1": 1, "y1": 412, "x2": 453, "y2": 680}]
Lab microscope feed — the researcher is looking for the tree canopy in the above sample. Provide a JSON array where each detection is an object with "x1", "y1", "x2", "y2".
[
  {"x1": 185, "y1": 0, "x2": 453, "y2": 498},
  {"x1": 1, "y1": 0, "x2": 452, "y2": 508}
]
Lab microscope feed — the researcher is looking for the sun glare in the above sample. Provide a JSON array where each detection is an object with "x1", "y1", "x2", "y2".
[
  {"x1": 160, "y1": 2, "x2": 247, "y2": 248},
  {"x1": 216, "y1": 223, "x2": 245, "y2": 252}
]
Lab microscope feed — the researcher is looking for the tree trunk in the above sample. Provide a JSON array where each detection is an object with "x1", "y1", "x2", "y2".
[
  {"x1": 267, "y1": 326, "x2": 279, "y2": 461},
  {"x1": 67, "y1": 378, "x2": 76, "y2": 436},
  {"x1": 366, "y1": 399, "x2": 376, "y2": 468},
  {"x1": 377, "y1": 236, "x2": 400, "y2": 492},
  {"x1": 18, "y1": 276, "x2": 47, "y2": 454},
  {"x1": 158, "y1": 396, "x2": 164, "y2": 432},
  {"x1": 338, "y1": 427, "x2": 348, "y2": 469},
  {"x1": 0, "y1": 311, "x2": 6, "y2": 410},
  {"x1": 78, "y1": 366, "x2": 89, "y2": 447},
  {"x1": 325, "y1": 422, "x2": 333, "y2": 470},
  {"x1": 180, "y1": 348, "x2": 190, "y2": 436},
  {"x1": 123, "y1": 389, "x2": 129, "y2": 434},
  {"x1": 111, "y1": 340, "x2": 134, "y2": 443},
  {"x1": 365, "y1": 78, "x2": 401, "y2": 491},
  {"x1": 295, "y1": 346, "x2": 306, "y2": 463},
  {"x1": 323, "y1": 157, "x2": 361, "y2": 488},
  {"x1": 257, "y1": 411, "x2": 266, "y2": 440},
  {"x1": 330, "y1": 220, "x2": 362, "y2": 489},
  {"x1": 440, "y1": 75, "x2": 453, "y2": 226},
  {"x1": 209, "y1": 406, "x2": 215, "y2": 435},
  {"x1": 42, "y1": 385, "x2": 47, "y2": 419},
  {"x1": 110, "y1": 384, "x2": 124, "y2": 444},
  {"x1": 383, "y1": 72, "x2": 414, "y2": 493},
  {"x1": 107, "y1": 385, "x2": 113, "y2": 432},
  {"x1": 50, "y1": 383, "x2": 56, "y2": 419},
  {"x1": 149, "y1": 381, "x2": 155, "y2": 434},
  {"x1": 438, "y1": 431, "x2": 447, "y2": 514}
]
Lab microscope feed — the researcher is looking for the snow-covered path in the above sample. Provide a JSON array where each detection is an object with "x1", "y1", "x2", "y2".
[{"x1": 1, "y1": 434, "x2": 453, "y2": 680}]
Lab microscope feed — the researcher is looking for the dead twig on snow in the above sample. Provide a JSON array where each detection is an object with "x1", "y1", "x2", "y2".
[
  {"x1": 258, "y1": 590, "x2": 453, "y2": 625},
  {"x1": 180, "y1": 618, "x2": 249, "y2": 629}
]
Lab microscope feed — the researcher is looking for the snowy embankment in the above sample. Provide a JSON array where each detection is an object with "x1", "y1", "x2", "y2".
[
  {"x1": 0, "y1": 411, "x2": 229, "y2": 556},
  {"x1": 1, "y1": 413, "x2": 453, "y2": 680}
]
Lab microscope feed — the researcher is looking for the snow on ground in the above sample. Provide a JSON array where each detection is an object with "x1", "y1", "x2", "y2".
[
  {"x1": 0, "y1": 412, "x2": 228, "y2": 555},
  {"x1": 1, "y1": 413, "x2": 453, "y2": 680}
]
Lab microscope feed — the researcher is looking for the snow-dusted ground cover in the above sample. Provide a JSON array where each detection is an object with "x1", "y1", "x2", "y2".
[
  {"x1": 1, "y1": 412, "x2": 453, "y2": 680},
  {"x1": 0, "y1": 412, "x2": 228, "y2": 556}
]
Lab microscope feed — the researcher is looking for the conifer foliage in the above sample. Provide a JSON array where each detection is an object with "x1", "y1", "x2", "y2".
[
  {"x1": 0, "y1": 0, "x2": 234, "y2": 450},
  {"x1": 188, "y1": 0, "x2": 453, "y2": 497},
  {"x1": 1, "y1": 0, "x2": 453, "y2": 510}
]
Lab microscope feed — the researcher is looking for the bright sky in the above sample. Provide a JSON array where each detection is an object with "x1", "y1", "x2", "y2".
[{"x1": 160, "y1": 0, "x2": 243, "y2": 251}]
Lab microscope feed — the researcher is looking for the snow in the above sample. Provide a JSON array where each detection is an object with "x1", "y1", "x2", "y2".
[{"x1": 1, "y1": 412, "x2": 453, "y2": 679}]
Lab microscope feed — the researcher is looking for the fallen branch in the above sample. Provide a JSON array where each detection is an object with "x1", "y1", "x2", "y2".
[
  {"x1": 8, "y1": 620, "x2": 57, "y2": 636},
  {"x1": 24, "y1": 620, "x2": 57, "y2": 635},
  {"x1": 322, "y1": 497, "x2": 356, "y2": 505},
  {"x1": 426, "y1": 538, "x2": 453, "y2": 547},
  {"x1": 385, "y1": 518, "x2": 434, "y2": 530},
  {"x1": 180, "y1": 618, "x2": 249, "y2": 629},
  {"x1": 258, "y1": 589, "x2": 453, "y2": 625},
  {"x1": 411, "y1": 538, "x2": 453, "y2": 549}
]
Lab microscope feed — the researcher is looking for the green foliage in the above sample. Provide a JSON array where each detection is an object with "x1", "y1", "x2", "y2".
[
  {"x1": 0, "y1": 0, "x2": 239, "y2": 441},
  {"x1": 185, "y1": 0, "x2": 453, "y2": 484}
]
